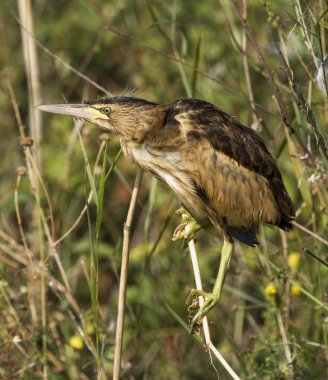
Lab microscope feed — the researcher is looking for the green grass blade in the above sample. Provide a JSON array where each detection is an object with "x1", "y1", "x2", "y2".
[
  {"x1": 177, "y1": 56, "x2": 192, "y2": 98},
  {"x1": 191, "y1": 34, "x2": 201, "y2": 97},
  {"x1": 77, "y1": 128, "x2": 98, "y2": 207},
  {"x1": 170, "y1": 0, "x2": 178, "y2": 43},
  {"x1": 105, "y1": 148, "x2": 122, "y2": 182},
  {"x1": 144, "y1": 177, "x2": 157, "y2": 242},
  {"x1": 96, "y1": 143, "x2": 108, "y2": 234},
  {"x1": 146, "y1": 0, "x2": 170, "y2": 42}
]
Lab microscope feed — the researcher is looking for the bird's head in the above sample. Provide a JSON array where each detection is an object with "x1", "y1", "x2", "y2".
[{"x1": 37, "y1": 96, "x2": 160, "y2": 141}]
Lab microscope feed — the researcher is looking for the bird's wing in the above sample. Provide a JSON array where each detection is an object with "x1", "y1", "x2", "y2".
[{"x1": 172, "y1": 99, "x2": 294, "y2": 231}]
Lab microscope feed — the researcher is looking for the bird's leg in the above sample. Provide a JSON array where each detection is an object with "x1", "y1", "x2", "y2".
[
  {"x1": 187, "y1": 239, "x2": 234, "y2": 333},
  {"x1": 172, "y1": 208, "x2": 202, "y2": 242}
]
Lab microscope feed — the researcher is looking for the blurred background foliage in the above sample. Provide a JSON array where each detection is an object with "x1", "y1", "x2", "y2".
[{"x1": 0, "y1": 0, "x2": 328, "y2": 379}]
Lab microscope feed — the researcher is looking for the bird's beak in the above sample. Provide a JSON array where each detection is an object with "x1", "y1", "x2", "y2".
[{"x1": 36, "y1": 103, "x2": 106, "y2": 122}]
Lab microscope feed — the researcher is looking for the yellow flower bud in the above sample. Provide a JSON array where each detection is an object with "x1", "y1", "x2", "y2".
[
  {"x1": 265, "y1": 283, "x2": 277, "y2": 296},
  {"x1": 86, "y1": 323, "x2": 94, "y2": 335},
  {"x1": 69, "y1": 335, "x2": 84, "y2": 350},
  {"x1": 288, "y1": 252, "x2": 301, "y2": 269},
  {"x1": 291, "y1": 284, "x2": 301, "y2": 296}
]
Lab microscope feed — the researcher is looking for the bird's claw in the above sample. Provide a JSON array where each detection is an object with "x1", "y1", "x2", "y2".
[
  {"x1": 172, "y1": 208, "x2": 201, "y2": 242},
  {"x1": 187, "y1": 288, "x2": 220, "y2": 334}
]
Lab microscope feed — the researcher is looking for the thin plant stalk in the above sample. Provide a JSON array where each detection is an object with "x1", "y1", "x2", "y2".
[
  {"x1": 9, "y1": 3, "x2": 47, "y2": 367},
  {"x1": 17, "y1": 4, "x2": 47, "y2": 374},
  {"x1": 276, "y1": 310, "x2": 294, "y2": 378},
  {"x1": 113, "y1": 168, "x2": 144, "y2": 380},
  {"x1": 17, "y1": 0, "x2": 42, "y2": 166},
  {"x1": 241, "y1": 0, "x2": 259, "y2": 127}
]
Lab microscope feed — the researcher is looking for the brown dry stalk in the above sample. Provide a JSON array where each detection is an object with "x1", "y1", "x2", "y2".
[
  {"x1": 241, "y1": 0, "x2": 260, "y2": 128},
  {"x1": 231, "y1": 0, "x2": 315, "y2": 162},
  {"x1": 113, "y1": 168, "x2": 143, "y2": 380},
  {"x1": 17, "y1": 0, "x2": 42, "y2": 167},
  {"x1": 274, "y1": 38, "x2": 328, "y2": 162}
]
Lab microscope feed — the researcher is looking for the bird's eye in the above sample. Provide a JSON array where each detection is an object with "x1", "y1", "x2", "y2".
[{"x1": 103, "y1": 107, "x2": 112, "y2": 115}]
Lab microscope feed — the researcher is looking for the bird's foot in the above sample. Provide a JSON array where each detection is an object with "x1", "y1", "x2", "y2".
[
  {"x1": 187, "y1": 288, "x2": 221, "y2": 334},
  {"x1": 172, "y1": 208, "x2": 201, "y2": 242}
]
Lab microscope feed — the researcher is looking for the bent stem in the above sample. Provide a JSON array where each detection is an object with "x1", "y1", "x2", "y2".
[{"x1": 187, "y1": 234, "x2": 241, "y2": 380}]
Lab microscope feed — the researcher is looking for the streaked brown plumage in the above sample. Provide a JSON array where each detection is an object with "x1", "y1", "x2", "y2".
[{"x1": 38, "y1": 96, "x2": 295, "y2": 330}]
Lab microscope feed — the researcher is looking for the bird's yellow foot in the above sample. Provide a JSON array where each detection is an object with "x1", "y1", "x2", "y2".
[
  {"x1": 187, "y1": 288, "x2": 221, "y2": 334},
  {"x1": 172, "y1": 208, "x2": 201, "y2": 242}
]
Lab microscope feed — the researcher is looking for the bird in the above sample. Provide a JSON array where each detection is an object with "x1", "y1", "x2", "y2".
[{"x1": 37, "y1": 97, "x2": 295, "y2": 331}]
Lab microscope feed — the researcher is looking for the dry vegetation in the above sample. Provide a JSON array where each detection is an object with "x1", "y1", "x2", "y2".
[{"x1": 0, "y1": 1, "x2": 328, "y2": 379}]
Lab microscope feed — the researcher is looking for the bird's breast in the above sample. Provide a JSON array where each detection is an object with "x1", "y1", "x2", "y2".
[
  {"x1": 128, "y1": 144, "x2": 182, "y2": 166},
  {"x1": 125, "y1": 144, "x2": 198, "y2": 205}
]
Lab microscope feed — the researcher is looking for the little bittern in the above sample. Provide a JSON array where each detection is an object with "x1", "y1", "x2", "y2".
[{"x1": 38, "y1": 97, "x2": 294, "y2": 330}]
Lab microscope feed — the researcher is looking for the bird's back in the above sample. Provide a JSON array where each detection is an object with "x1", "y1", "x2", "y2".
[{"x1": 159, "y1": 99, "x2": 295, "y2": 236}]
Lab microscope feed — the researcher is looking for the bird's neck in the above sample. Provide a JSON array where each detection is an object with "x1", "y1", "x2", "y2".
[
  {"x1": 119, "y1": 105, "x2": 177, "y2": 164},
  {"x1": 119, "y1": 106, "x2": 166, "y2": 145}
]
